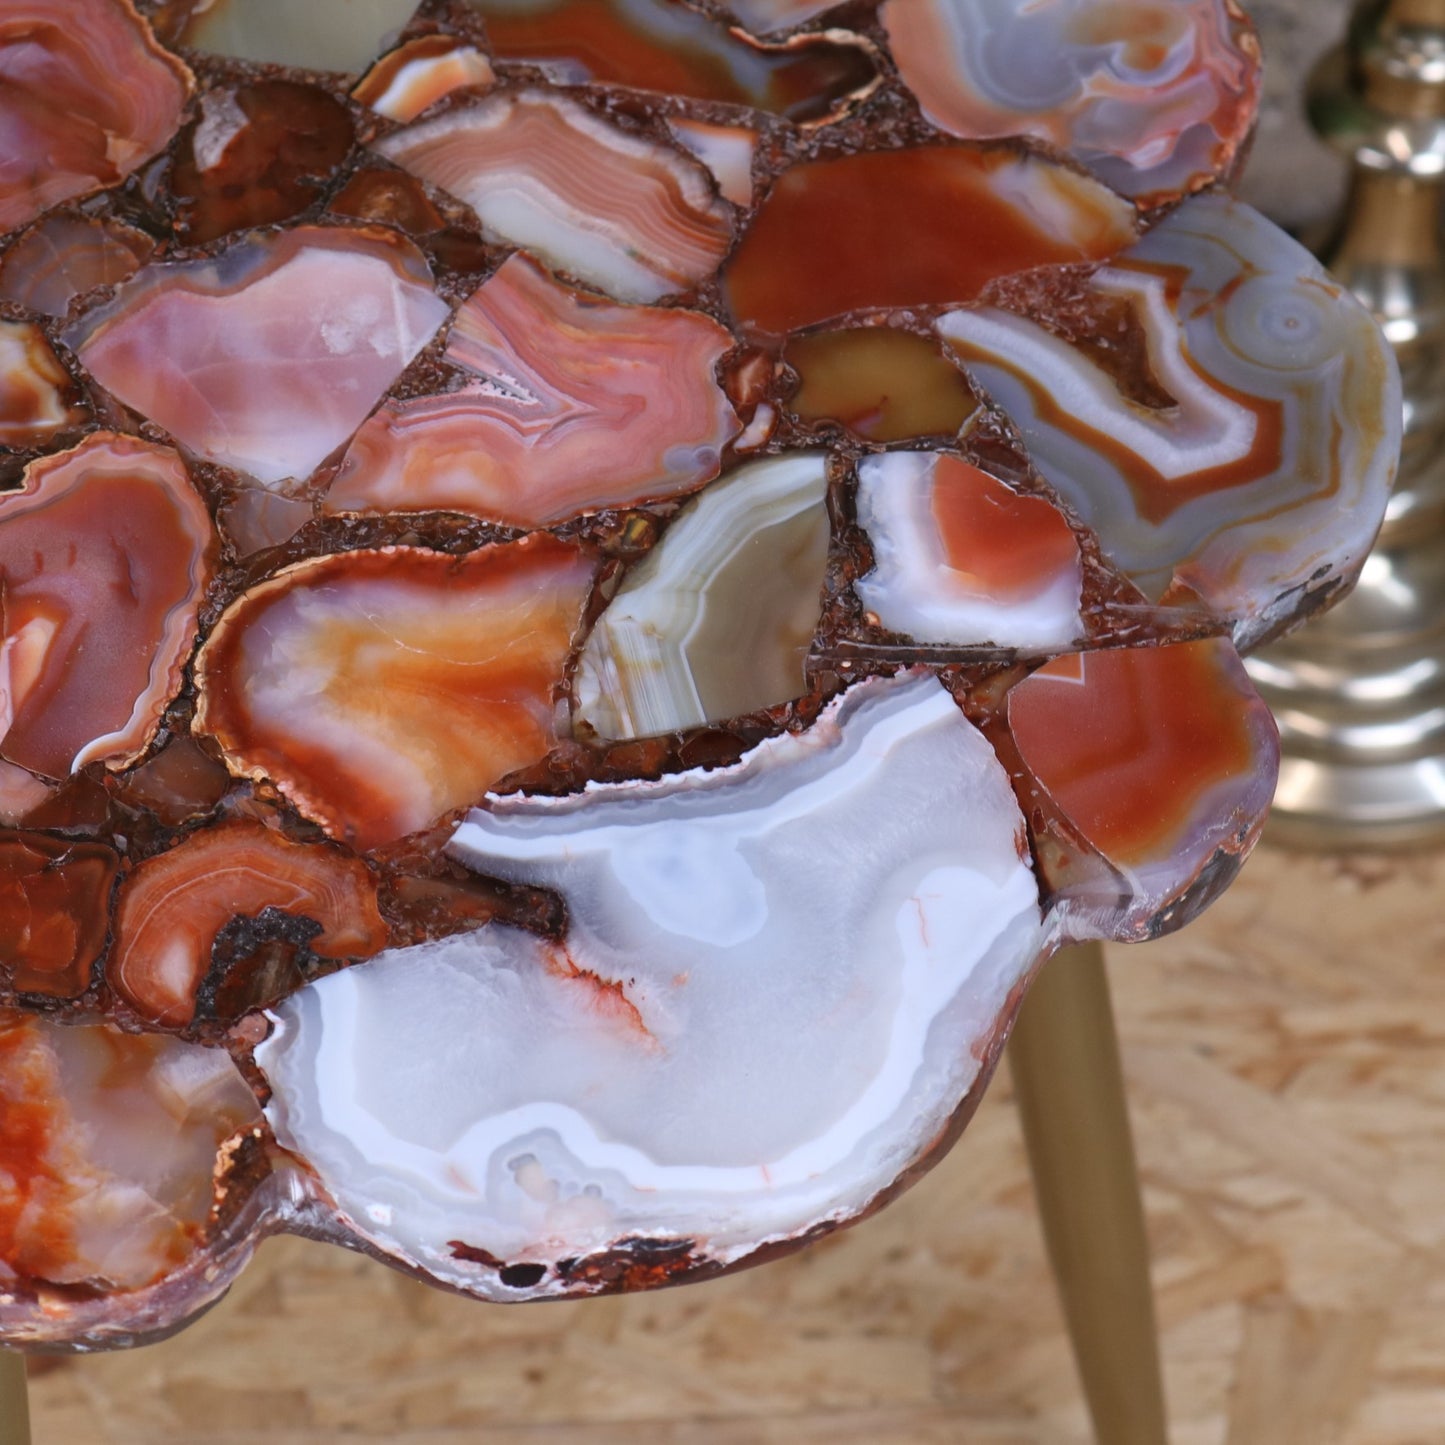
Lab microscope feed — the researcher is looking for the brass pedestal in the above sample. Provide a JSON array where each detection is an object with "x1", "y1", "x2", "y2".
[{"x1": 1010, "y1": 944, "x2": 1169, "y2": 1445}]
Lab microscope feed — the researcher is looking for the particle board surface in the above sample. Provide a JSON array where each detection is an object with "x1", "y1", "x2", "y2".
[{"x1": 29, "y1": 839, "x2": 1445, "y2": 1443}]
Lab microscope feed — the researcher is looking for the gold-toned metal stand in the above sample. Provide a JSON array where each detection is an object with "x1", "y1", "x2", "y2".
[
  {"x1": 0, "y1": 1353, "x2": 30, "y2": 1445},
  {"x1": 1247, "y1": 0, "x2": 1445, "y2": 846},
  {"x1": 1009, "y1": 942, "x2": 1168, "y2": 1445}
]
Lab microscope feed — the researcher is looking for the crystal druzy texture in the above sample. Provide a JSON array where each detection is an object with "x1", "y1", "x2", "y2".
[{"x1": 0, "y1": 0, "x2": 1400, "y2": 1345}]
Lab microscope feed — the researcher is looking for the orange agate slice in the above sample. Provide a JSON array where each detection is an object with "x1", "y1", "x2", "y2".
[
  {"x1": 725, "y1": 144, "x2": 1137, "y2": 335},
  {"x1": 108, "y1": 820, "x2": 386, "y2": 1028},
  {"x1": 0, "y1": 433, "x2": 215, "y2": 780},
  {"x1": 1006, "y1": 639, "x2": 1278, "y2": 879},
  {"x1": 0, "y1": 0, "x2": 191, "y2": 233},
  {"x1": 325, "y1": 253, "x2": 739, "y2": 527},
  {"x1": 195, "y1": 537, "x2": 599, "y2": 850}
]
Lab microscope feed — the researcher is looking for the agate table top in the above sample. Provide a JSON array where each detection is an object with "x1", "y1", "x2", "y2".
[{"x1": 0, "y1": 0, "x2": 1400, "y2": 1347}]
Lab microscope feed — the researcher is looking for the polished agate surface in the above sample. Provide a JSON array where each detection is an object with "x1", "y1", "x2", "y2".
[{"x1": 0, "y1": 0, "x2": 1399, "y2": 1344}]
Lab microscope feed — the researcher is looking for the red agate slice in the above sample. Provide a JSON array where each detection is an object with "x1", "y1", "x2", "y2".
[
  {"x1": 470, "y1": 0, "x2": 877, "y2": 123},
  {"x1": 0, "y1": 831, "x2": 117, "y2": 998},
  {"x1": 882, "y1": 0, "x2": 1260, "y2": 204},
  {"x1": 66, "y1": 225, "x2": 449, "y2": 488},
  {"x1": 376, "y1": 90, "x2": 734, "y2": 304},
  {"x1": 0, "y1": 0, "x2": 191, "y2": 234},
  {"x1": 0, "y1": 433, "x2": 215, "y2": 779},
  {"x1": 0, "y1": 214, "x2": 154, "y2": 319},
  {"x1": 325, "y1": 253, "x2": 739, "y2": 527},
  {"x1": 725, "y1": 145, "x2": 1137, "y2": 335},
  {"x1": 108, "y1": 820, "x2": 386, "y2": 1029},
  {"x1": 1005, "y1": 637, "x2": 1279, "y2": 936},
  {"x1": 195, "y1": 537, "x2": 598, "y2": 850}
]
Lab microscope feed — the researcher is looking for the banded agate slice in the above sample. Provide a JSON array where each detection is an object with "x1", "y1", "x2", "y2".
[
  {"x1": 354, "y1": 37, "x2": 495, "y2": 122},
  {"x1": 0, "y1": 215, "x2": 153, "y2": 319},
  {"x1": 575, "y1": 454, "x2": 830, "y2": 740},
  {"x1": 324, "y1": 254, "x2": 739, "y2": 527},
  {"x1": 0, "y1": 434, "x2": 214, "y2": 779},
  {"x1": 883, "y1": 0, "x2": 1259, "y2": 203},
  {"x1": 259, "y1": 676, "x2": 1045, "y2": 1298},
  {"x1": 377, "y1": 91, "x2": 734, "y2": 303},
  {"x1": 940, "y1": 194, "x2": 1402, "y2": 644},
  {"x1": 0, "y1": 0, "x2": 191, "y2": 232}
]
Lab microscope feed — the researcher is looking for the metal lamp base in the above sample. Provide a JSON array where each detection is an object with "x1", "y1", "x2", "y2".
[{"x1": 1246, "y1": 1, "x2": 1445, "y2": 849}]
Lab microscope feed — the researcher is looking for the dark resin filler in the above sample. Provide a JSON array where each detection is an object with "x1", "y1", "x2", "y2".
[{"x1": 0, "y1": 0, "x2": 1398, "y2": 1346}]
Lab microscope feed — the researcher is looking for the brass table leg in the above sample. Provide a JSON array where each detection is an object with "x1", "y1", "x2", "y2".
[
  {"x1": 0, "y1": 1352, "x2": 29, "y2": 1445},
  {"x1": 1009, "y1": 941, "x2": 1168, "y2": 1445}
]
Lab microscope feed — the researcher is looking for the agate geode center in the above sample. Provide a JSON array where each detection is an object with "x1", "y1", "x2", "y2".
[{"x1": 0, "y1": 0, "x2": 1399, "y2": 1345}]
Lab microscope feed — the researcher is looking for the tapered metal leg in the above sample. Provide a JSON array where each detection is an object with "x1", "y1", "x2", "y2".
[
  {"x1": 1009, "y1": 941, "x2": 1168, "y2": 1445},
  {"x1": 0, "y1": 1353, "x2": 29, "y2": 1445}
]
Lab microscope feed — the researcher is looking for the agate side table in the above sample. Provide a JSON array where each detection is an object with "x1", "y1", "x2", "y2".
[{"x1": 0, "y1": 3, "x2": 1402, "y2": 1444}]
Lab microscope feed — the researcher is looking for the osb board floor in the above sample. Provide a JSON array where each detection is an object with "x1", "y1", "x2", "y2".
[{"x1": 27, "y1": 840, "x2": 1445, "y2": 1444}]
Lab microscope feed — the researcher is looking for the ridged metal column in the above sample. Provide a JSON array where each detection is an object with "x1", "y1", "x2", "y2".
[{"x1": 1247, "y1": 0, "x2": 1445, "y2": 846}]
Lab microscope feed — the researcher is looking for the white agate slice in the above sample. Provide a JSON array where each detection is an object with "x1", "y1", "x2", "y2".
[
  {"x1": 855, "y1": 451, "x2": 1084, "y2": 652},
  {"x1": 575, "y1": 453, "x2": 830, "y2": 739},
  {"x1": 939, "y1": 193, "x2": 1401, "y2": 645},
  {"x1": 257, "y1": 674, "x2": 1045, "y2": 1297}
]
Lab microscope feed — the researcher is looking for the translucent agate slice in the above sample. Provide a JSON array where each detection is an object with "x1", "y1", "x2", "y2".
[
  {"x1": 67, "y1": 226, "x2": 449, "y2": 488},
  {"x1": 666, "y1": 118, "x2": 757, "y2": 207},
  {"x1": 467, "y1": 0, "x2": 877, "y2": 123},
  {"x1": 855, "y1": 452, "x2": 1083, "y2": 651},
  {"x1": 0, "y1": 434, "x2": 215, "y2": 779},
  {"x1": 0, "y1": 1011, "x2": 260, "y2": 1303},
  {"x1": 575, "y1": 453, "x2": 830, "y2": 740},
  {"x1": 785, "y1": 327, "x2": 977, "y2": 441},
  {"x1": 882, "y1": 0, "x2": 1259, "y2": 204},
  {"x1": 259, "y1": 675, "x2": 1045, "y2": 1297},
  {"x1": 171, "y1": 82, "x2": 355, "y2": 245},
  {"x1": 0, "y1": 215, "x2": 154, "y2": 319},
  {"x1": 939, "y1": 194, "x2": 1402, "y2": 646},
  {"x1": 325, "y1": 253, "x2": 739, "y2": 527},
  {"x1": 195, "y1": 537, "x2": 598, "y2": 850},
  {"x1": 721, "y1": 0, "x2": 842, "y2": 33},
  {"x1": 0, "y1": 320, "x2": 81, "y2": 448},
  {"x1": 376, "y1": 90, "x2": 735, "y2": 303},
  {"x1": 1007, "y1": 638, "x2": 1279, "y2": 939},
  {"x1": 0, "y1": 0, "x2": 192, "y2": 233},
  {"x1": 353, "y1": 36, "x2": 495, "y2": 122},
  {"x1": 0, "y1": 832, "x2": 117, "y2": 998},
  {"x1": 108, "y1": 820, "x2": 387, "y2": 1029},
  {"x1": 169, "y1": 0, "x2": 421, "y2": 75},
  {"x1": 725, "y1": 145, "x2": 1137, "y2": 335}
]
